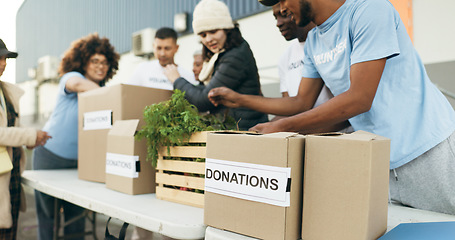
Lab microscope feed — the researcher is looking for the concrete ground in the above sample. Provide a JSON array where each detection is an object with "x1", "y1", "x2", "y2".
[
  {"x1": 17, "y1": 185, "x2": 134, "y2": 240},
  {"x1": 16, "y1": 149, "x2": 133, "y2": 239}
]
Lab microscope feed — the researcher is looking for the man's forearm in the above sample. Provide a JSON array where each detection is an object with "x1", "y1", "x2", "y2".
[
  {"x1": 271, "y1": 90, "x2": 369, "y2": 133},
  {"x1": 239, "y1": 94, "x2": 312, "y2": 116}
]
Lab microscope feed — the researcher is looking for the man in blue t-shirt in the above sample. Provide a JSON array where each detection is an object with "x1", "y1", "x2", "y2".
[{"x1": 208, "y1": 0, "x2": 455, "y2": 215}]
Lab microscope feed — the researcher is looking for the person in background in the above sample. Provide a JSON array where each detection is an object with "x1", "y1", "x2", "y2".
[
  {"x1": 271, "y1": 3, "x2": 351, "y2": 133},
  {"x1": 0, "y1": 39, "x2": 50, "y2": 240},
  {"x1": 32, "y1": 33, "x2": 119, "y2": 240},
  {"x1": 274, "y1": 4, "x2": 315, "y2": 99},
  {"x1": 209, "y1": 0, "x2": 455, "y2": 215},
  {"x1": 164, "y1": 0, "x2": 268, "y2": 130},
  {"x1": 129, "y1": 26, "x2": 195, "y2": 240},
  {"x1": 128, "y1": 27, "x2": 197, "y2": 89},
  {"x1": 192, "y1": 49, "x2": 203, "y2": 83}
]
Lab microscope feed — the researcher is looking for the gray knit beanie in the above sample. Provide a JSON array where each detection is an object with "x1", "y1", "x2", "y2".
[{"x1": 192, "y1": 0, "x2": 235, "y2": 35}]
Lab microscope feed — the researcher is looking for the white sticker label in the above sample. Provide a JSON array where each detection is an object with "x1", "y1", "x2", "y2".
[
  {"x1": 205, "y1": 158, "x2": 291, "y2": 207},
  {"x1": 83, "y1": 110, "x2": 112, "y2": 130},
  {"x1": 106, "y1": 152, "x2": 139, "y2": 178}
]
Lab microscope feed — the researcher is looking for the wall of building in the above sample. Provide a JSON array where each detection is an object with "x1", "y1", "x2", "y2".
[
  {"x1": 17, "y1": 0, "x2": 455, "y2": 126},
  {"x1": 18, "y1": 7, "x2": 287, "y2": 126},
  {"x1": 110, "y1": 9, "x2": 287, "y2": 92},
  {"x1": 412, "y1": 0, "x2": 455, "y2": 107},
  {"x1": 16, "y1": 0, "x2": 267, "y2": 83},
  {"x1": 16, "y1": 0, "x2": 270, "y2": 126},
  {"x1": 413, "y1": 0, "x2": 455, "y2": 64}
]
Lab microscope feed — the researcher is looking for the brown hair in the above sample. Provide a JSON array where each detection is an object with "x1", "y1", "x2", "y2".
[
  {"x1": 58, "y1": 33, "x2": 120, "y2": 86},
  {"x1": 202, "y1": 23, "x2": 244, "y2": 61}
]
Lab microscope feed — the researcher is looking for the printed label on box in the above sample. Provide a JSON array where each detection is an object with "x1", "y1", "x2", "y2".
[
  {"x1": 205, "y1": 158, "x2": 291, "y2": 207},
  {"x1": 83, "y1": 110, "x2": 113, "y2": 130},
  {"x1": 106, "y1": 152, "x2": 139, "y2": 178}
]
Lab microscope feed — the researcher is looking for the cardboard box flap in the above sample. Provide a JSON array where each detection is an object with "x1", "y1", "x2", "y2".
[
  {"x1": 340, "y1": 130, "x2": 390, "y2": 141},
  {"x1": 79, "y1": 83, "x2": 117, "y2": 98},
  {"x1": 309, "y1": 132, "x2": 343, "y2": 137},
  {"x1": 351, "y1": 130, "x2": 390, "y2": 141},
  {"x1": 261, "y1": 132, "x2": 302, "y2": 139},
  {"x1": 212, "y1": 130, "x2": 260, "y2": 135},
  {"x1": 210, "y1": 131, "x2": 301, "y2": 139},
  {"x1": 108, "y1": 119, "x2": 139, "y2": 136},
  {"x1": 309, "y1": 130, "x2": 389, "y2": 142}
]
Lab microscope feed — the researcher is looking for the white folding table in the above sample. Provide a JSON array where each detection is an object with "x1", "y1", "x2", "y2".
[
  {"x1": 23, "y1": 169, "x2": 455, "y2": 240},
  {"x1": 22, "y1": 169, "x2": 206, "y2": 240}
]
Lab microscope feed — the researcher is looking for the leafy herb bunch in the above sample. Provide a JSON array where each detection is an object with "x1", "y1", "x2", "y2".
[{"x1": 136, "y1": 89, "x2": 235, "y2": 167}]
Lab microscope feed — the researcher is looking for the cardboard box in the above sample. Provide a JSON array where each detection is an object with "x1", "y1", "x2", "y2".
[
  {"x1": 155, "y1": 131, "x2": 207, "y2": 208},
  {"x1": 105, "y1": 119, "x2": 155, "y2": 195},
  {"x1": 302, "y1": 131, "x2": 390, "y2": 240},
  {"x1": 204, "y1": 132, "x2": 305, "y2": 240},
  {"x1": 78, "y1": 84, "x2": 172, "y2": 182}
]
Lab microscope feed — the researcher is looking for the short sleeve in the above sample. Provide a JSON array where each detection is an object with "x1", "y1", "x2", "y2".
[
  {"x1": 278, "y1": 52, "x2": 288, "y2": 93},
  {"x1": 350, "y1": 0, "x2": 400, "y2": 64},
  {"x1": 302, "y1": 40, "x2": 321, "y2": 79},
  {"x1": 60, "y1": 71, "x2": 84, "y2": 95}
]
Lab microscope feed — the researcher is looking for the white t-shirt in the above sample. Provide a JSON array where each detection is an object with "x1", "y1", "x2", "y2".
[
  {"x1": 278, "y1": 39, "x2": 332, "y2": 108},
  {"x1": 128, "y1": 59, "x2": 197, "y2": 90}
]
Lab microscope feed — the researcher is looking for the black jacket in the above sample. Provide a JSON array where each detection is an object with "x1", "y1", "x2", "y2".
[{"x1": 174, "y1": 40, "x2": 268, "y2": 130}]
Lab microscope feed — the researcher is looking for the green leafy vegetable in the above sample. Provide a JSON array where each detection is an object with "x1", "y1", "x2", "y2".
[{"x1": 136, "y1": 89, "x2": 235, "y2": 167}]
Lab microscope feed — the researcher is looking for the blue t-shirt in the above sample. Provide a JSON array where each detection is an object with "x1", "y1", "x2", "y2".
[
  {"x1": 302, "y1": 0, "x2": 455, "y2": 169},
  {"x1": 42, "y1": 71, "x2": 84, "y2": 160}
]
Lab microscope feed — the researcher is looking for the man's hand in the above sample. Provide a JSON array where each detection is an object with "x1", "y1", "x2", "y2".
[
  {"x1": 249, "y1": 120, "x2": 285, "y2": 134},
  {"x1": 208, "y1": 87, "x2": 241, "y2": 108},
  {"x1": 163, "y1": 64, "x2": 181, "y2": 83},
  {"x1": 28, "y1": 130, "x2": 51, "y2": 149}
]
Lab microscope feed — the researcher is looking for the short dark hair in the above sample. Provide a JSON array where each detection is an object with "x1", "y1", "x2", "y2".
[{"x1": 155, "y1": 27, "x2": 178, "y2": 41}]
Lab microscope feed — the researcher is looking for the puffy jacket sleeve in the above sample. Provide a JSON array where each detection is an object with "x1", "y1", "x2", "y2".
[{"x1": 174, "y1": 43, "x2": 250, "y2": 112}]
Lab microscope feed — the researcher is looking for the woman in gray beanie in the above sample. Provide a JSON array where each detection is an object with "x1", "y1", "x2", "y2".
[{"x1": 164, "y1": 0, "x2": 268, "y2": 130}]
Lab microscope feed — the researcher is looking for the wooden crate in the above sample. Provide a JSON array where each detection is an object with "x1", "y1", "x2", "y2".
[{"x1": 155, "y1": 131, "x2": 207, "y2": 208}]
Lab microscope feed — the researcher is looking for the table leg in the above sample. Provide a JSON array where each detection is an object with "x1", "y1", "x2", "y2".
[
  {"x1": 52, "y1": 199, "x2": 97, "y2": 239},
  {"x1": 53, "y1": 198, "x2": 62, "y2": 240}
]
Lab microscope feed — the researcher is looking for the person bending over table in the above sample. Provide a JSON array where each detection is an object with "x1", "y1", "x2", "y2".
[{"x1": 209, "y1": 0, "x2": 455, "y2": 215}]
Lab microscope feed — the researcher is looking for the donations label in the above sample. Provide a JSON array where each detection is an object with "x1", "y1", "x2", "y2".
[
  {"x1": 106, "y1": 152, "x2": 139, "y2": 178},
  {"x1": 83, "y1": 110, "x2": 113, "y2": 130},
  {"x1": 205, "y1": 158, "x2": 291, "y2": 207}
]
